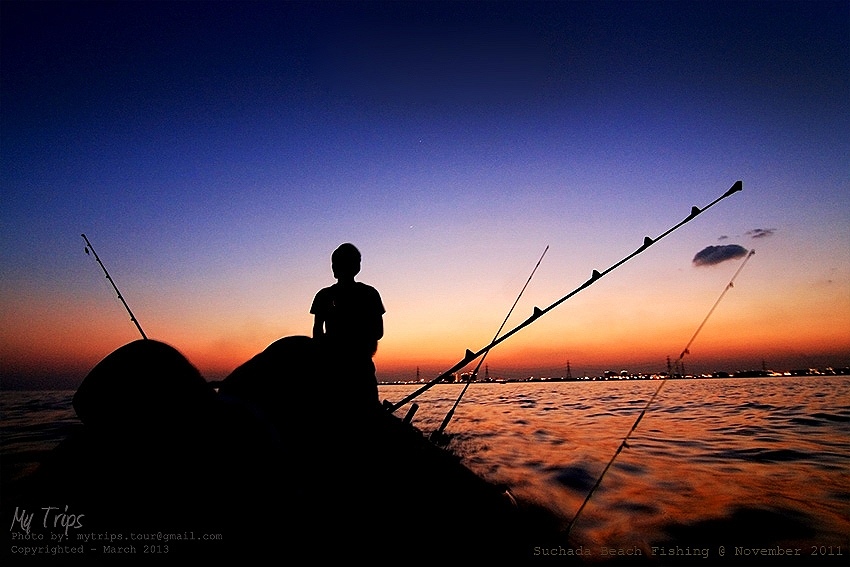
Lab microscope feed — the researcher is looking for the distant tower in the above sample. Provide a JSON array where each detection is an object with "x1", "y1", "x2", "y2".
[
  {"x1": 566, "y1": 360, "x2": 572, "y2": 380},
  {"x1": 416, "y1": 366, "x2": 420, "y2": 382},
  {"x1": 484, "y1": 364, "x2": 490, "y2": 381}
]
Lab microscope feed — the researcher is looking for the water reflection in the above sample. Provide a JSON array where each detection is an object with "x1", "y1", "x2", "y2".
[{"x1": 379, "y1": 377, "x2": 850, "y2": 559}]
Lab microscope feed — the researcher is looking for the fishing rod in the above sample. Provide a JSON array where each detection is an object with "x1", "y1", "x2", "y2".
[
  {"x1": 564, "y1": 243, "x2": 755, "y2": 538},
  {"x1": 81, "y1": 233, "x2": 148, "y2": 340},
  {"x1": 384, "y1": 180, "x2": 743, "y2": 414},
  {"x1": 430, "y1": 245, "x2": 549, "y2": 444},
  {"x1": 677, "y1": 248, "x2": 756, "y2": 374}
]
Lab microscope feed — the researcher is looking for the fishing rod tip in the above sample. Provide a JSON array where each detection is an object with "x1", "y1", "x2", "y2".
[{"x1": 726, "y1": 180, "x2": 743, "y2": 195}]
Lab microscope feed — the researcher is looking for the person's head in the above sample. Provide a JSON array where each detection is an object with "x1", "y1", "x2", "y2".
[{"x1": 331, "y1": 243, "x2": 361, "y2": 281}]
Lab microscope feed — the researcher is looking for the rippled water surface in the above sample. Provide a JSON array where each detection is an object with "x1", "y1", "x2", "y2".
[
  {"x1": 380, "y1": 377, "x2": 849, "y2": 559},
  {"x1": 3, "y1": 377, "x2": 849, "y2": 562},
  {"x1": 1, "y1": 390, "x2": 80, "y2": 485}
]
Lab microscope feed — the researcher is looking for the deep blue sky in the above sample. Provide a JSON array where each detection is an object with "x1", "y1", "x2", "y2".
[{"x1": 2, "y1": 1, "x2": 848, "y2": 387}]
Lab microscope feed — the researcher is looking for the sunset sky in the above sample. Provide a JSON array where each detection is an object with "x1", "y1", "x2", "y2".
[{"x1": 2, "y1": 1, "x2": 848, "y2": 389}]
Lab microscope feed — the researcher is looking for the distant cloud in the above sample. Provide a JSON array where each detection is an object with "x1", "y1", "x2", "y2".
[
  {"x1": 746, "y1": 228, "x2": 776, "y2": 239},
  {"x1": 692, "y1": 244, "x2": 749, "y2": 267}
]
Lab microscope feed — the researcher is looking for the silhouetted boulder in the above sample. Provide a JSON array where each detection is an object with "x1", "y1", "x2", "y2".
[
  {"x1": 12, "y1": 339, "x2": 284, "y2": 558},
  {"x1": 218, "y1": 335, "x2": 319, "y2": 432},
  {"x1": 217, "y1": 335, "x2": 546, "y2": 560},
  {"x1": 72, "y1": 339, "x2": 216, "y2": 434}
]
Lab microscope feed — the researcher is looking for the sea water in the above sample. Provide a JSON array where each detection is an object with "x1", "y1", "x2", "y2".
[
  {"x1": 378, "y1": 377, "x2": 850, "y2": 563},
  {"x1": 2, "y1": 377, "x2": 849, "y2": 563}
]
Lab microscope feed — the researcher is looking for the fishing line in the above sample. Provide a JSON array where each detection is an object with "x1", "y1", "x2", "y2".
[
  {"x1": 564, "y1": 246, "x2": 756, "y2": 538},
  {"x1": 81, "y1": 233, "x2": 148, "y2": 340},
  {"x1": 677, "y1": 249, "x2": 755, "y2": 373},
  {"x1": 430, "y1": 245, "x2": 549, "y2": 444},
  {"x1": 385, "y1": 181, "x2": 744, "y2": 414}
]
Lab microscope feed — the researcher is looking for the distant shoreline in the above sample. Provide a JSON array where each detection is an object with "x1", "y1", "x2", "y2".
[
  {"x1": 2, "y1": 367, "x2": 848, "y2": 392},
  {"x1": 377, "y1": 367, "x2": 850, "y2": 386}
]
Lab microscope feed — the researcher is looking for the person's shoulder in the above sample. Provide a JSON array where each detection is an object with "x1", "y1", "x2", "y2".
[
  {"x1": 355, "y1": 282, "x2": 384, "y2": 312},
  {"x1": 314, "y1": 285, "x2": 334, "y2": 296},
  {"x1": 312, "y1": 285, "x2": 335, "y2": 303},
  {"x1": 355, "y1": 282, "x2": 381, "y2": 295}
]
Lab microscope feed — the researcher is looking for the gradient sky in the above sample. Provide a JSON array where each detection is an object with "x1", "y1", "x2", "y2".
[{"x1": 2, "y1": 1, "x2": 848, "y2": 389}]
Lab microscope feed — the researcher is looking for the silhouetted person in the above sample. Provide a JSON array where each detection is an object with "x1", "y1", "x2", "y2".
[{"x1": 311, "y1": 243, "x2": 385, "y2": 409}]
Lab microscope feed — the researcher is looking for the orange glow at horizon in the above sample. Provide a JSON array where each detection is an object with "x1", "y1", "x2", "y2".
[
  {"x1": 3, "y1": 293, "x2": 849, "y2": 384},
  {"x1": 2, "y1": 260, "x2": 849, "y2": 386}
]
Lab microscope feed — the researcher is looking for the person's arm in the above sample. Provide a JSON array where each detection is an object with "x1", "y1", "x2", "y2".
[
  {"x1": 312, "y1": 314, "x2": 324, "y2": 340},
  {"x1": 372, "y1": 289, "x2": 385, "y2": 341},
  {"x1": 374, "y1": 314, "x2": 383, "y2": 341}
]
